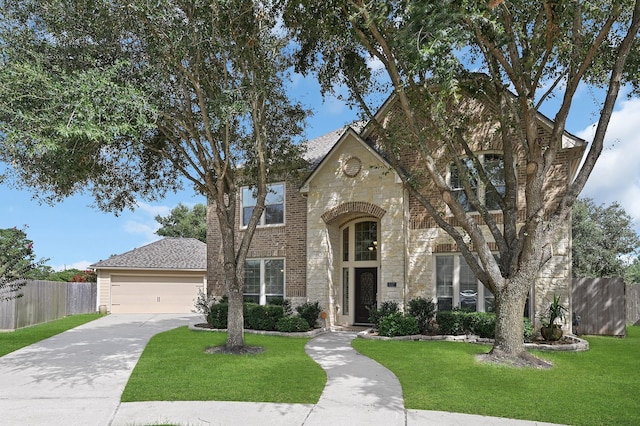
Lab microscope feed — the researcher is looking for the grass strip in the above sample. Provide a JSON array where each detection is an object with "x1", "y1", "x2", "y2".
[
  {"x1": 122, "y1": 327, "x2": 325, "y2": 404},
  {"x1": 352, "y1": 326, "x2": 640, "y2": 426},
  {"x1": 0, "y1": 313, "x2": 103, "y2": 357}
]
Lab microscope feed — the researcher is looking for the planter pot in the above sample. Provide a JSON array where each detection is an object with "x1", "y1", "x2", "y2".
[{"x1": 541, "y1": 325, "x2": 563, "y2": 341}]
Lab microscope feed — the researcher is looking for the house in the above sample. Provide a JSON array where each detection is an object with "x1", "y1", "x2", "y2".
[
  {"x1": 93, "y1": 238, "x2": 206, "y2": 314},
  {"x1": 207, "y1": 90, "x2": 586, "y2": 328}
]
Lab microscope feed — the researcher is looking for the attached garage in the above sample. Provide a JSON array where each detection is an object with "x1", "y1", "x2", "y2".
[
  {"x1": 92, "y1": 238, "x2": 207, "y2": 314},
  {"x1": 110, "y1": 274, "x2": 204, "y2": 314}
]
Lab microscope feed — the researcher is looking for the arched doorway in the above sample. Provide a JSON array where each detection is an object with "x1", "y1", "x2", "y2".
[{"x1": 340, "y1": 220, "x2": 379, "y2": 324}]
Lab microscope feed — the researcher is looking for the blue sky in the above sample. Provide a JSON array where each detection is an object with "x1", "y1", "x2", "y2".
[{"x1": 1, "y1": 72, "x2": 639, "y2": 271}]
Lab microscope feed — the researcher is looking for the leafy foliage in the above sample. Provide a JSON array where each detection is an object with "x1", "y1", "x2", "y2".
[
  {"x1": 276, "y1": 316, "x2": 310, "y2": 333},
  {"x1": 407, "y1": 297, "x2": 437, "y2": 334},
  {"x1": 295, "y1": 301, "x2": 323, "y2": 329},
  {"x1": 572, "y1": 198, "x2": 640, "y2": 278},
  {"x1": 367, "y1": 301, "x2": 399, "y2": 328},
  {"x1": 0, "y1": 0, "x2": 308, "y2": 349},
  {"x1": 378, "y1": 312, "x2": 419, "y2": 337},
  {"x1": 0, "y1": 227, "x2": 48, "y2": 300},
  {"x1": 155, "y1": 203, "x2": 207, "y2": 243},
  {"x1": 282, "y1": 0, "x2": 640, "y2": 358}
]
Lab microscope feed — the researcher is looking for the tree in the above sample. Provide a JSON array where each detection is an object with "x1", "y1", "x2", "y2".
[
  {"x1": 155, "y1": 203, "x2": 207, "y2": 243},
  {"x1": 572, "y1": 198, "x2": 640, "y2": 278},
  {"x1": 283, "y1": 0, "x2": 640, "y2": 363},
  {"x1": 0, "y1": 227, "x2": 47, "y2": 300},
  {"x1": 0, "y1": 0, "x2": 307, "y2": 350}
]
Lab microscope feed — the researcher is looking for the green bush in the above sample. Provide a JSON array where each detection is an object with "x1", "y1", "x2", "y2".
[
  {"x1": 436, "y1": 310, "x2": 467, "y2": 335},
  {"x1": 244, "y1": 303, "x2": 285, "y2": 331},
  {"x1": 276, "y1": 316, "x2": 311, "y2": 333},
  {"x1": 269, "y1": 298, "x2": 293, "y2": 316},
  {"x1": 296, "y1": 301, "x2": 323, "y2": 328},
  {"x1": 378, "y1": 312, "x2": 420, "y2": 337},
  {"x1": 437, "y1": 310, "x2": 532, "y2": 341},
  {"x1": 407, "y1": 297, "x2": 436, "y2": 333},
  {"x1": 207, "y1": 302, "x2": 228, "y2": 329},
  {"x1": 523, "y1": 317, "x2": 534, "y2": 342},
  {"x1": 368, "y1": 301, "x2": 399, "y2": 328}
]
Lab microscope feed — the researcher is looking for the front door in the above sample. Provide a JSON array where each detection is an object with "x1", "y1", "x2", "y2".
[{"x1": 355, "y1": 267, "x2": 377, "y2": 324}]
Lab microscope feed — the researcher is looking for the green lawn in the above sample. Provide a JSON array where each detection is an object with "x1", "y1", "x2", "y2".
[
  {"x1": 352, "y1": 326, "x2": 640, "y2": 426},
  {"x1": 121, "y1": 327, "x2": 326, "y2": 404},
  {"x1": 0, "y1": 313, "x2": 103, "y2": 357}
]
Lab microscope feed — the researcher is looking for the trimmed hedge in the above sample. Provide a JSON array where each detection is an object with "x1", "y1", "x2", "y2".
[
  {"x1": 276, "y1": 316, "x2": 311, "y2": 332},
  {"x1": 368, "y1": 301, "x2": 399, "y2": 327},
  {"x1": 244, "y1": 303, "x2": 285, "y2": 331},
  {"x1": 378, "y1": 312, "x2": 420, "y2": 337},
  {"x1": 436, "y1": 310, "x2": 533, "y2": 341},
  {"x1": 207, "y1": 302, "x2": 228, "y2": 329}
]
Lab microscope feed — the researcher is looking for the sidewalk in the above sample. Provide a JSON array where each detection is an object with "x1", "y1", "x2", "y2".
[
  {"x1": 113, "y1": 331, "x2": 563, "y2": 426},
  {"x1": 0, "y1": 315, "x2": 563, "y2": 425}
]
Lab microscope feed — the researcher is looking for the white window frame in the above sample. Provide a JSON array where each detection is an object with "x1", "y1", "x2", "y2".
[
  {"x1": 434, "y1": 254, "x2": 494, "y2": 312},
  {"x1": 241, "y1": 182, "x2": 285, "y2": 228},
  {"x1": 244, "y1": 258, "x2": 285, "y2": 305},
  {"x1": 449, "y1": 152, "x2": 505, "y2": 213}
]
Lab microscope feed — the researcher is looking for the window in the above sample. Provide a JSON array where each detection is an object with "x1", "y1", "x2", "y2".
[
  {"x1": 342, "y1": 268, "x2": 349, "y2": 315},
  {"x1": 435, "y1": 254, "x2": 494, "y2": 312},
  {"x1": 450, "y1": 154, "x2": 505, "y2": 212},
  {"x1": 244, "y1": 258, "x2": 284, "y2": 305},
  {"x1": 354, "y1": 221, "x2": 377, "y2": 261},
  {"x1": 242, "y1": 183, "x2": 285, "y2": 227}
]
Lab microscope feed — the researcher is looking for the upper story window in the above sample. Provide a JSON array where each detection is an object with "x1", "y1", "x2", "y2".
[
  {"x1": 242, "y1": 183, "x2": 285, "y2": 227},
  {"x1": 450, "y1": 153, "x2": 505, "y2": 212}
]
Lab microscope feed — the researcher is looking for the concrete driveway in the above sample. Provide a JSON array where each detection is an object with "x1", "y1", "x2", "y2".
[{"x1": 0, "y1": 313, "x2": 197, "y2": 426}]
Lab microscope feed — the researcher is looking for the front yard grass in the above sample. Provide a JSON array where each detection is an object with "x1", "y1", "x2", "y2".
[
  {"x1": 352, "y1": 326, "x2": 640, "y2": 426},
  {"x1": 0, "y1": 313, "x2": 103, "y2": 357},
  {"x1": 121, "y1": 327, "x2": 325, "y2": 404}
]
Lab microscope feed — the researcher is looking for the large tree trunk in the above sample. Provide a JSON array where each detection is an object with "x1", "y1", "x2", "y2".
[
  {"x1": 226, "y1": 276, "x2": 245, "y2": 350},
  {"x1": 492, "y1": 281, "x2": 529, "y2": 357}
]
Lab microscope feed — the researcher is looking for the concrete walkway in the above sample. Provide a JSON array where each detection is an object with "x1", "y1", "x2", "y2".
[{"x1": 0, "y1": 315, "x2": 563, "y2": 425}]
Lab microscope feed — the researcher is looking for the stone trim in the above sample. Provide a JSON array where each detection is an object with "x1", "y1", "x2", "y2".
[{"x1": 321, "y1": 201, "x2": 387, "y2": 225}]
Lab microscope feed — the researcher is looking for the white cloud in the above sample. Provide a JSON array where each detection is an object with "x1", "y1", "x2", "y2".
[
  {"x1": 52, "y1": 260, "x2": 93, "y2": 272},
  {"x1": 580, "y1": 97, "x2": 640, "y2": 228}
]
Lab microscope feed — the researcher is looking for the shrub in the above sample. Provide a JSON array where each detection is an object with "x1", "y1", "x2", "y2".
[
  {"x1": 244, "y1": 303, "x2": 285, "y2": 331},
  {"x1": 268, "y1": 298, "x2": 293, "y2": 316},
  {"x1": 276, "y1": 316, "x2": 310, "y2": 333},
  {"x1": 367, "y1": 301, "x2": 399, "y2": 328},
  {"x1": 378, "y1": 312, "x2": 419, "y2": 337},
  {"x1": 193, "y1": 289, "x2": 220, "y2": 320},
  {"x1": 436, "y1": 310, "x2": 467, "y2": 335},
  {"x1": 466, "y1": 312, "x2": 495, "y2": 338},
  {"x1": 523, "y1": 317, "x2": 534, "y2": 342},
  {"x1": 407, "y1": 297, "x2": 436, "y2": 333},
  {"x1": 437, "y1": 310, "x2": 532, "y2": 341},
  {"x1": 296, "y1": 301, "x2": 323, "y2": 328},
  {"x1": 207, "y1": 302, "x2": 228, "y2": 329}
]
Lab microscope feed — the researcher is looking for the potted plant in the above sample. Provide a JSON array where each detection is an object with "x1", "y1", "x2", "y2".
[{"x1": 539, "y1": 295, "x2": 568, "y2": 341}]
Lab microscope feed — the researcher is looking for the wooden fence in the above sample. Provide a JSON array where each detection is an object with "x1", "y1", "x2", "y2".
[
  {"x1": 627, "y1": 284, "x2": 640, "y2": 326},
  {"x1": 0, "y1": 280, "x2": 97, "y2": 331},
  {"x1": 572, "y1": 277, "x2": 626, "y2": 336}
]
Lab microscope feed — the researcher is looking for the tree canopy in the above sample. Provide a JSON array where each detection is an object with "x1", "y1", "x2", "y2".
[
  {"x1": 283, "y1": 0, "x2": 640, "y2": 362},
  {"x1": 0, "y1": 227, "x2": 48, "y2": 300},
  {"x1": 0, "y1": 0, "x2": 307, "y2": 350},
  {"x1": 155, "y1": 203, "x2": 207, "y2": 243},
  {"x1": 572, "y1": 198, "x2": 640, "y2": 278}
]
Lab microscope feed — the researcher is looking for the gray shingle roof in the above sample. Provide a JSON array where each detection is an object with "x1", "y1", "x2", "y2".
[
  {"x1": 91, "y1": 238, "x2": 206, "y2": 270},
  {"x1": 303, "y1": 127, "x2": 346, "y2": 168}
]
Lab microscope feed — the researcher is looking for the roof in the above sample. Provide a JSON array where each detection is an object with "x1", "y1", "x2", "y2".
[
  {"x1": 303, "y1": 127, "x2": 349, "y2": 167},
  {"x1": 91, "y1": 237, "x2": 206, "y2": 270}
]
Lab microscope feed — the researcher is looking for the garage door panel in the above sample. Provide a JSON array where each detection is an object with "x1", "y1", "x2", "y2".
[{"x1": 111, "y1": 275, "x2": 204, "y2": 314}]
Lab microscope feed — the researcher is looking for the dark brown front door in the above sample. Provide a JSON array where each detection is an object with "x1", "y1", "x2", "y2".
[{"x1": 355, "y1": 268, "x2": 377, "y2": 324}]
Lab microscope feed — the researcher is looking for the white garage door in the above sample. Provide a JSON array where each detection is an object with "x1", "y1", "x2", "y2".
[{"x1": 111, "y1": 275, "x2": 204, "y2": 314}]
